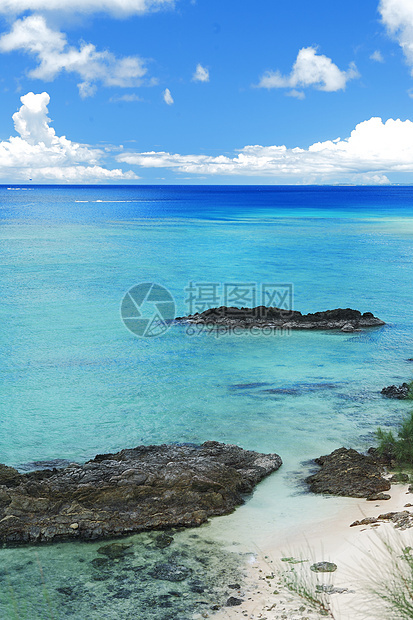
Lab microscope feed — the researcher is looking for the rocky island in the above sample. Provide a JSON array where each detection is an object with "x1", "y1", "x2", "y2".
[
  {"x1": 176, "y1": 307, "x2": 385, "y2": 331},
  {"x1": 0, "y1": 441, "x2": 282, "y2": 544}
]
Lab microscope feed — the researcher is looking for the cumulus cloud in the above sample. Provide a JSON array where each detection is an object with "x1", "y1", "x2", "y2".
[
  {"x1": 163, "y1": 88, "x2": 174, "y2": 104},
  {"x1": 257, "y1": 46, "x2": 359, "y2": 96},
  {"x1": 0, "y1": 15, "x2": 148, "y2": 97},
  {"x1": 0, "y1": 0, "x2": 174, "y2": 16},
  {"x1": 0, "y1": 91, "x2": 137, "y2": 182},
  {"x1": 192, "y1": 63, "x2": 209, "y2": 82},
  {"x1": 379, "y1": 0, "x2": 413, "y2": 70},
  {"x1": 116, "y1": 116, "x2": 413, "y2": 183}
]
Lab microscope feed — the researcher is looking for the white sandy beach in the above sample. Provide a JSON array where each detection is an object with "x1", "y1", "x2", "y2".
[{"x1": 207, "y1": 484, "x2": 413, "y2": 620}]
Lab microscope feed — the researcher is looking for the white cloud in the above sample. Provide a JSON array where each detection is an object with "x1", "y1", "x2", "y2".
[
  {"x1": 110, "y1": 94, "x2": 144, "y2": 102},
  {"x1": 0, "y1": 15, "x2": 148, "y2": 97},
  {"x1": 0, "y1": 91, "x2": 137, "y2": 182},
  {"x1": 257, "y1": 46, "x2": 359, "y2": 94},
  {"x1": 192, "y1": 63, "x2": 209, "y2": 82},
  {"x1": 163, "y1": 87, "x2": 174, "y2": 105},
  {"x1": 116, "y1": 116, "x2": 413, "y2": 183},
  {"x1": 358, "y1": 173, "x2": 390, "y2": 184},
  {"x1": 286, "y1": 89, "x2": 305, "y2": 100},
  {"x1": 0, "y1": 0, "x2": 174, "y2": 16},
  {"x1": 379, "y1": 0, "x2": 413, "y2": 70},
  {"x1": 370, "y1": 50, "x2": 384, "y2": 62}
]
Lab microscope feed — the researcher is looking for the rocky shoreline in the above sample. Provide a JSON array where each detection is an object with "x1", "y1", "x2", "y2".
[
  {"x1": 0, "y1": 442, "x2": 399, "y2": 545},
  {"x1": 305, "y1": 447, "x2": 391, "y2": 499},
  {"x1": 0, "y1": 441, "x2": 282, "y2": 544},
  {"x1": 176, "y1": 306, "x2": 385, "y2": 331}
]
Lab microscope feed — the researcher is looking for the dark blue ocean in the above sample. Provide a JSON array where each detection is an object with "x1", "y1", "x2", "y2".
[{"x1": 1, "y1": 185, "x2": 413, "y2": 618}]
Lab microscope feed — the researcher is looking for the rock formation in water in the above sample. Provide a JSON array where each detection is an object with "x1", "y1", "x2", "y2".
[
  {"x1": 176, "y1": 307, "x2": 385, "y2": 331},
  {"x1": 381, "y1": 383, "x2": 411, "y2": 399},
  {"x1": 306, "y1": 447, "x2": 390, "y2": 498},
  {"x1": 0, "y1": 441, "x2": 282, "y2": 544}
]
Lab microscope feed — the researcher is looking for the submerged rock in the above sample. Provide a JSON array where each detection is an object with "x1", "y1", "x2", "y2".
[
  {"x1": 189, "y1": 580, "x2": 205, "y2": 593},
  {"x1": 176, "y1": 307, "x2": 385, "y2": 331},
  {"x1": 154, "y1": 532, "x2": 174, "y2": 548},
  {"x1": 0, "y1": 441, "x2": 282, "y2": 544},
  {"x1": 150, "y1": 563, "x2": 192, "y2": 582},
  {"x1": 97, "y1": 542, "x2": 133, "y2": 559},
  {"x1": 306, "y1": 447, "x2": 390, "y2": 498}
]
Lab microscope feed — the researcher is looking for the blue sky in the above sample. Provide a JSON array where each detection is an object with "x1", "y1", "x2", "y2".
[{"x1": 0, "y1": 0, "x2": 412, "y2": 183}]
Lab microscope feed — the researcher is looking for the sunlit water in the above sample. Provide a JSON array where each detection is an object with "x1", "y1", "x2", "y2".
[{"x1": 1, "y1": 185, "x2": 413, "y2": 618}]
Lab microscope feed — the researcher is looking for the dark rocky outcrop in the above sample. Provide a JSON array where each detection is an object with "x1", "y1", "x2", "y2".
[
  {"x1": 350, "y1": 510, "x2": 413, "y2": 530},
  {"x1": 226, "y1": 596, "x2": 244, "y2": 606},
  {"x1": 366, "y1": 492, "x2": 391, "y2": 501},
  {"x1": 176, "y1": 307, "x2": 384, "y2": 331},
  {"x1": 366, "y1": 446, "x2": 394, "y2": 467},
  {"x1": 0, "y1": 441, "x2": 282, "y2": 544},
  {"x1": 0, "y1": 464, "x2": 24, "y2": 487},
  {"x1": 381, "y1": 383, "x2": 412, "y2": 399},
  {"x1": 306, "y1": 447, "x2": 390, "y2": 498}
]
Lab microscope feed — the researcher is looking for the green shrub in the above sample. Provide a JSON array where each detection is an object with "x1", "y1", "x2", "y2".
[
  {"x1": 407, "y1": 380, "x2": 413, "y2": 400},
  {"x1": 376, "y1": 410, "x2": 413, "y2": 465}
]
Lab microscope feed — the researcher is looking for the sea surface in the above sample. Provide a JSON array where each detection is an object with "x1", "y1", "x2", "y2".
[{"x1": 1, "y1": 185, "x2": 413, "y2": 618}]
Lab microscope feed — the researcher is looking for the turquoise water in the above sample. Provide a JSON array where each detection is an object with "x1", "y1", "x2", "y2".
[{"x1": 1, "y1": 185, "x2": 413, "y2": 617}]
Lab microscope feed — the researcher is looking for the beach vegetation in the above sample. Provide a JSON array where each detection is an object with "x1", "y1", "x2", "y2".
[
  {"x1": 280, "y1": 563, "x2": 334, "y2": 617},
  {"x1": 407, "y1": 381, "x2": 413, "y2": 400},
  {"x1": 279, "y1": 535, "x2": 413, "y2": 619},
  {"x1": 376, "y1": 409, "x2": 413, "y2": 466},
  {"x1": 405, "y1": 380, "x2": 413, "y2": 400},
  {"x1": 361, "y1": 535, "x2": 413, "y2": 619}
]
